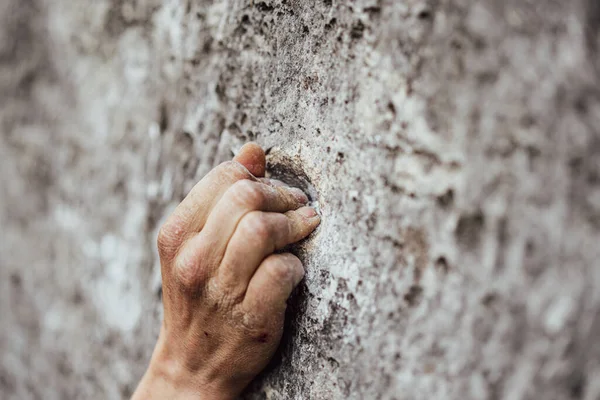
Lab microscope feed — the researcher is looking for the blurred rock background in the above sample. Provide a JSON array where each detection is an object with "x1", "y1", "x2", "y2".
[{"x1": 1, "y1": 0, "x2": 600, "y2": 399}]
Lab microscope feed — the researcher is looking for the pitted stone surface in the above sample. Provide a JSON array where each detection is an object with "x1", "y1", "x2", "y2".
[{"x1": 1, "y1": 1, "x2": 600, "y2": 399}]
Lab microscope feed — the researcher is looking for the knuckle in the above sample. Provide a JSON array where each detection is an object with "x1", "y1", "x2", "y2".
[
  {"x1": 174, "y1": 261, "x2": 201, "y2": 290},
  {"x1": 217, "y1": 161, "x2": 251, "y2": 181},
  {"x1": 157, "y1": 219, "x2": 185, "y2": 259},
  {"x1": 173, "y1": 245, "x2": 209, "y2": 291},
  {"x1": 231, "y1": 180, "x2": 265, "y2": 208},
  {"x1": 240, "y1": 212, "x2": 271, "y2": 241}
]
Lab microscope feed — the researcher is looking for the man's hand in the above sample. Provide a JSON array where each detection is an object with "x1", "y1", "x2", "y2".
[{"x1": 132, "y1": 143, "x2": 320, "y2": 400}]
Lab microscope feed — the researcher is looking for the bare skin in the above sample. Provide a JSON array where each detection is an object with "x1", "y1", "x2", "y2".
[{"x1": 132, "y1": 143, "x2": 320, "y2": 400}]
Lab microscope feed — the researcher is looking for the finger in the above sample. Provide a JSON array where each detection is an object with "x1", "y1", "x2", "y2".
[
  {"x1": 243, "y1": 253, "x2": 305, "y2": 317},
  {"x1": 158, "y1": 160, "x2": 255, "y2": 255},
  {"x1": 159, "y1": 143, "x2": 266, "y2": 253},
  {"x1": 258, "y1": 178, "x2": 288, "y2": 188},
  {"x1": 216, "y1": 207, "x2": 319, "y2": 299},
  {"x1": 186, "y1": 181, "x2": 309, "y2": 270},
  {"x1": 233, "y1": 142, "x2": 266, "y2": 178}
]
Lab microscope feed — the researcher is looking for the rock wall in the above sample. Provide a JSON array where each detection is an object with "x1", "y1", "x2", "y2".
[{"x1": 1, "y1": 0, "x2": 600, "y2": 399}]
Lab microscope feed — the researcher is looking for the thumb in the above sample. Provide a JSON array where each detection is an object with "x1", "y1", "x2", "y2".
[{"x1": 233, "y1": 142, "x2": 266, "y2": 178}]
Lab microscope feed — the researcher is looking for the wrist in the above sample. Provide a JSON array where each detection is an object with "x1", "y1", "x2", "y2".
[{"x1": 132, "y1": 331, "x2": 237, "y2": 400}]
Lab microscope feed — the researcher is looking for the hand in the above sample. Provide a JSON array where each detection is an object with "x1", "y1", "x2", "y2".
[{"x1": 132, "y1": 143, "x2": 320, "y2": 400}]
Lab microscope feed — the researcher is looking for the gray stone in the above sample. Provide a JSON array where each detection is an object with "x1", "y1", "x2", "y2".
[{"x1": 1, "y1": 0, "x2": 599, "y2": 399}]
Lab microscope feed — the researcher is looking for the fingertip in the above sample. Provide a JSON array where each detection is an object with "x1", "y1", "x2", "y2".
[
  {"x1": 282, "y1": 252, "x2": 304, "y2": 270},
  {"x1": 233, "y1": 142, "x2": 266, "y2": 177},
  {"x1": 297, "y1": 206, "x2": 319, "y2": 220},
  {"x1": 276, "y1": 253, "x2": 305, "y2": 290},
  {"x1": 287, "y1": 187, "x2": 309, "y2": 204},
  {"x1": 268, "y1": 253, "x2": 305, "y2": 289},
  {"x1": 291, "y1": 256, "x2": 306, "y2": 285},
  {"x1": 288, "y1": 206, "x2": 320, "y2": 242}
]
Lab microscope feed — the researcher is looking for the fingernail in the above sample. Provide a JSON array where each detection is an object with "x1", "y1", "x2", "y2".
[
  {"x1": 298, "y1": 206, "x2": 318, "y2": 218},
  {"x1": 289, "y1": 188, "x2": 309, "y2": 204}
]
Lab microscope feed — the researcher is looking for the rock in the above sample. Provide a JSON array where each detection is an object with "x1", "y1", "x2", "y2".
[{"x1": 1, "y1": 0, "x2": 599, "y2": 399}]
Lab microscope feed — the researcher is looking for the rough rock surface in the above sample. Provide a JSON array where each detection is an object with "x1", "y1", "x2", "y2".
[{"x1": 1, "y1": 0, "x2": 600, "y2": 399}]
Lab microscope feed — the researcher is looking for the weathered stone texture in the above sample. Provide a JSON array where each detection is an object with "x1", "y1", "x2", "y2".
[{"x1": 1, "y1": 0, "x2": 600, "y2": 399}]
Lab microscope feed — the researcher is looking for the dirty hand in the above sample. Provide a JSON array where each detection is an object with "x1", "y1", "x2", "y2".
[{"x1": 132, "y1": 143, "x2": 320, "y2": 400}]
